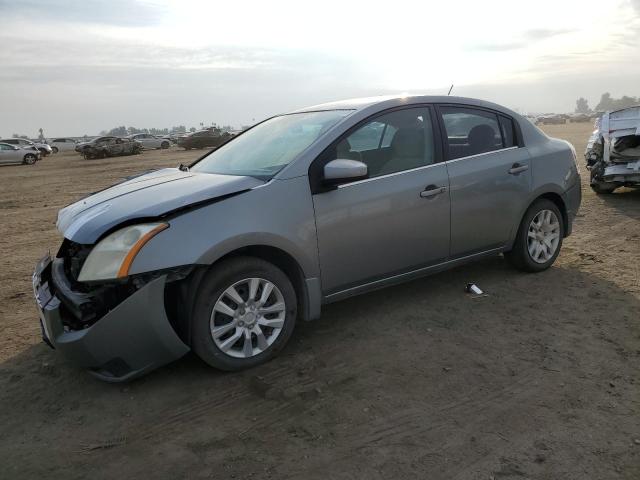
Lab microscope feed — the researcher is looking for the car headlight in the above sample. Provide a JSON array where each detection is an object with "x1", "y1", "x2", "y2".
[{"x1": 78, "y1": 223, "x2": 168, "y2": 281}]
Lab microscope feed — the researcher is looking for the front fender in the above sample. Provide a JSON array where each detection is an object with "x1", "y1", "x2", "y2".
[{"x1": 128, "y1": 176, "x2": 320, "y2": 279}]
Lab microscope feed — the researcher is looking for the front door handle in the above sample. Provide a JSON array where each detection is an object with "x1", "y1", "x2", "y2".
[
  {"x1": 508, "y1": 163, "x2": 529, "y2": 175},
  {"x1": 420, "y1": 185, "x2": 447, "y2": 198}
]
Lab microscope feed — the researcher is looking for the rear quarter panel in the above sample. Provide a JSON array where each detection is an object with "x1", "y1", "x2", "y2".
[{"x1": 513, "y1": 136, "x2": 580, "y2": 242}]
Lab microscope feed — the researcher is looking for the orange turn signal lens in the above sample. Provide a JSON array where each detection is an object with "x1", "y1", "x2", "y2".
[{"x1": 116, "y1": 223, "x2": 169, "y2": 278}]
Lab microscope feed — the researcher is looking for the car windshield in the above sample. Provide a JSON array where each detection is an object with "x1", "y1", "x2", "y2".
[{"x1": 191, "y1": 110, "x2": 351, "y2": 179}]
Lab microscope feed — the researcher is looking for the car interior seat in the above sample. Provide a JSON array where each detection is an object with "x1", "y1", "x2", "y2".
[{"x1": 467, "y1": 124, "x2": 497, "y2": 156}]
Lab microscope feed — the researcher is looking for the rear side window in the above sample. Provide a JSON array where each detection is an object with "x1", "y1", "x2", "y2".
[
  {"x1": 440, "y1": 107, "x2": 503, "y2": 160},
  {"x1": 499, "y1": 115, "x2": 517, "y2": 147}
]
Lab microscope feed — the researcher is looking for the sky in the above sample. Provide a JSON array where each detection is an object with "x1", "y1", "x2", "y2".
[{"x1": 1, "y1": 0, "x2": 639, "y2": 137}]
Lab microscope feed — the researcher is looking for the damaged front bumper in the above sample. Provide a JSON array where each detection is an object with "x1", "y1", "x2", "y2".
[{"x1": 32, "y1": 255, "x2": 189, "y2": 382}]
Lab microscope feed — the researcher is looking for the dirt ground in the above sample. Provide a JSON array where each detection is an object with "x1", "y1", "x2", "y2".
[{"x1": 0, "y1": 123, "x2": 639, "y2": 479}]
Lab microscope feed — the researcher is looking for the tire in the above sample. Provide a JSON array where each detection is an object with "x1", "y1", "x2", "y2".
[
  {"x1": 505, "y1": 199, "x2": 564, "y2": 273},
  {"x1": 161, "y1": 141, "x2": 170, "y2": 149},
  {"x1": 51, "y1": 146, "x2": 59, "y2": 154},
  {"x1": 23, "y1": 154, "x2": 37, "y2": 165},
  {"x1": 191, "y1": 257, "x2": 297, "y2": 371},
  {"x1": 590, "y1": 183, "x2": 616, "y2": 194}
]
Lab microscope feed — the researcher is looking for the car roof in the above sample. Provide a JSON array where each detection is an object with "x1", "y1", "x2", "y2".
[{"x1": 291, "y1": 94, "x2": 520, "y2": 118}]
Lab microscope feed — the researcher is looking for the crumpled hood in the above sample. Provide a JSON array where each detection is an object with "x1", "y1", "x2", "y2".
[{"x1": 57, "y1": 168, "x2": 263, "y2": 244}]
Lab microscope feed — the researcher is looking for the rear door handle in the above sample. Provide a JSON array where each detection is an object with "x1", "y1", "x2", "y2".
[
  {"x1": 420, "y1": 185, "x2": 447, "y2": 198},
  {"x1": 508, "y1": 163, "x2": 529, "y2": 175}
]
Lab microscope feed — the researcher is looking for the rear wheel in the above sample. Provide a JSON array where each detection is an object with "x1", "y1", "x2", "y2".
[
  {"x1": 505, "y1": 199, "x2": 564, "y2": 272},
  {"x1": 51, "y1": 146, "x2": 59, "y2": 154},
  {"x1": 161, "y1": 141, "x2": 170, "y2": 149},
  {"x1": 23, "y1": 154, "x2": 37, "y2": 165},
  {"x1": 191, "y1": 257, "x2": 297, "y2": 371}
]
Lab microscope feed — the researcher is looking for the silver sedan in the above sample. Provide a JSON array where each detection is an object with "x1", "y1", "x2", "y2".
[{"x1": 0, "y1": 142, "x2": 41, "y2": 165}]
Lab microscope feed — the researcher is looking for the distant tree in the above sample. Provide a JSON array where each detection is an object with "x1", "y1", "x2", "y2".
[
  {"x1": 595, "y1": 92, "x2": 639, "y2": 111},
  {"x1": 618, "y1": 95, "x2": 638, "y2": 109},
  {"x1": 189, "y1": 127, "x2": 196, "y2": 132},
  {"x1": 171, "y1": 125, "x2": 186, "y2": 133},
  {"x1": 126, "y1": 126, "x2": 146, "y2": 135},
  {"x1": 12, "y1": 133, "x2": 29, "y2": 139},
  {"x1": 595, "y1": 93, "x2": 613, "y2": 111},
  {"x1": 575, "y1": 97, "x2": 590, "y2": 114},
  {"x1": 107, "y1": 125, "x2": 128, "y2": 136}
]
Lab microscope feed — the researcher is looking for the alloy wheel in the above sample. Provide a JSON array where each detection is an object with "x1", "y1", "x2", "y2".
[
  {"x1": 210, "y1": 278, "x2": 286, "y2": 358},
  {"x1": 527, "y1": 209, "x2": 560, "y2": 263}
]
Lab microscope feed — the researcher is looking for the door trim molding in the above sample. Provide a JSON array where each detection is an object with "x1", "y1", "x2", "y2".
[
  {"x1": 335, "y1": 162, "x2": 443, "y2": 189},
  {"x1": 444, "y1": 146, "x2": 519, "y2": 165}
]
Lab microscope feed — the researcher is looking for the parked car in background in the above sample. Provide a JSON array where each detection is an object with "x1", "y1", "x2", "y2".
[
  {"x1": 0, "y1": 138, "x2": 52, "y2": 157},
  {"x1": 0, "y1": 142, "x2": 40, "y2": 165},
  {"x1": 80, "y1": 136, "x2": 142, "y2": 159},
  {"x1": 127, "y1": 133, "x2": 171, "y2": 150},
  {"x1": 536, "y1": 115, "x2": 567, "y2": 125},
  {"x1": 49, "y1": 138, "x2": 78, "y2": 153},
  {"x1": 32, "y1": 95, "x2": 581, "y2": 381},
  {"x1": 177, "y1": 128, "x2": 234, "y2": 150},
  {"x1": 569, "y1": 113, "x2": 591, "y2": 123},
  {"x1": 585, "y1": 106, "x2": 640, "y2": 194},
  {"x1": 75, "y1": 136, "x2": 110, "y2": 153}
]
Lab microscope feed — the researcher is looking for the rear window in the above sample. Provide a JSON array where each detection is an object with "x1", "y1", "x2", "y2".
[
  {"x1": 499, "y1": 115, "x2": 516, "y2": 147},
  {"x1": 440, "y1": 107, "x2": 507, "y2": 160}
]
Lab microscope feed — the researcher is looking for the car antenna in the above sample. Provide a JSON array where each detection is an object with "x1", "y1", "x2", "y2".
[{"x1": 447, "y1": 84, "x2": 454, "y2": 96}]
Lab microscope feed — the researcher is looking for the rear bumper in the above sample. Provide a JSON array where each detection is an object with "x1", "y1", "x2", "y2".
[
  {"x1": 603, "y1": 161, "x2": 640, "y2": 185},
  {"x1": 562, "y1": 181, "x2": 582, "y2": 237},
  {"x1": 33, "y1": 255, "x2": 189, "y2": 382}
]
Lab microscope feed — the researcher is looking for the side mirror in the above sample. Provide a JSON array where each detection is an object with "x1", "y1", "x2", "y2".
[{"x1": 323, "y1": 159, "x2": 368, "y2": 186}]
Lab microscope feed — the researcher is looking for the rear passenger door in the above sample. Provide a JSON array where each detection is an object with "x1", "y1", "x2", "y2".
[{"x1": 437, "y1": 105, "x2": 531, "y2": 257}]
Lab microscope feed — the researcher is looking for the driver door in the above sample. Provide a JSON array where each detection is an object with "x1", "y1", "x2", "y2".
[{"x1": 311, "y1": 106, "x2": 451, "y2": 296}]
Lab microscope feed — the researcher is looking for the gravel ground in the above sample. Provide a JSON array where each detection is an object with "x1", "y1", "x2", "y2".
[{"x1": 0, "y1": 123, "x2": 638, "y2": 479}]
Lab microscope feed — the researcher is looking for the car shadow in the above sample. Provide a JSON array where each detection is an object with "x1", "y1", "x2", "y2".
[
  {"x1": 1, "y1": 256, "x2": 639, "y2": 478},
  {"x1": 597, "y1": 187, "x2": 640, "y2": 219}
]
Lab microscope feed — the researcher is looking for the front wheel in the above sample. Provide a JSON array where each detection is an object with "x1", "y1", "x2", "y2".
[
  {"x1": 161, "y1": 141, "x2": 170, "y2": 149},
  {"x1": 505, "y1": 199, "x2": 564, "y2": 272},
  {"x1": 51, "y1": 146, "x2": 59, "y2": 154},
  {"x1": 191, "y1": 257, "x2": 297, "y2": 371}
]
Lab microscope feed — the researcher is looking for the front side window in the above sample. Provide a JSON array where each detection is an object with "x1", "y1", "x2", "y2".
[
  {"x1": 192, "y1": 110, "x2": 351, "y2": 179},
  {"x1": 334, "y1": 107, "x2": 435, "y2": 178},
  {"x1": 440, "y1": 107, "x2": 503, "y2": 160}
]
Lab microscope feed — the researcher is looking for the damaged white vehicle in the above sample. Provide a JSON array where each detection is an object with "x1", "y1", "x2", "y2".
[{"x1": 585, "y1": 106, "x2": 640, "y2": 194}]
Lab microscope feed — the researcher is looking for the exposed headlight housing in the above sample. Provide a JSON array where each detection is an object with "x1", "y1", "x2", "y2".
[{"x1": 78, "y1": 223, "x2": 168, "y2": 281}]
